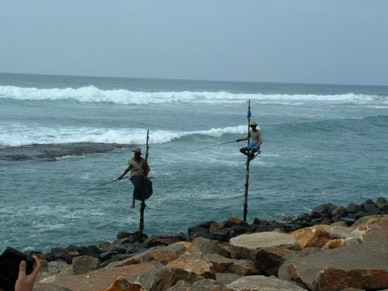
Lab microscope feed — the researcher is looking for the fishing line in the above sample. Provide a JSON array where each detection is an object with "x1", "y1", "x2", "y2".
[
  {"x1": 74, "y1": 175, "x2": 155, "y2": 198},
  {"x1": 192, "y1": 140, "x2": 237, "y2": 152},
  {"x1": 74, "y1": 178, "x2": 124, "y2": 198}
]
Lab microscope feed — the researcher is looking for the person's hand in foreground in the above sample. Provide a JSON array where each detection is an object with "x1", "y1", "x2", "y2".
[{"x1": 15, "y1": 255, "x2": 41, "y2": 291}]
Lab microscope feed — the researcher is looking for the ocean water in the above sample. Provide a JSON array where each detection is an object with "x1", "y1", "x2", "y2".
[{"x1": 0, "y1": 73, "x2": 387, "y2": 252}]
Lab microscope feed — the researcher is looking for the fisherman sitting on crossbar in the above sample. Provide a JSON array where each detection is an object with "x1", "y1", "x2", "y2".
[{"x1": 236, "y1": 121, "x2": 263, "y2": 161}]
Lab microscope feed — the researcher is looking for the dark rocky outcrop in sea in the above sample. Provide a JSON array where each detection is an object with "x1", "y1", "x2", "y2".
[
  {"x1": 29, "y1": 197, "x2": 388, "y2": 290},
  {"x1": 0, "y1": 142, "x2": 133, "y2": 162}
]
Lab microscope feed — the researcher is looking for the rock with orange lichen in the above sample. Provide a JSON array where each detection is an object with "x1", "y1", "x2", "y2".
[{"x1": 291, "y1": 226, "x2": 332, "y2": 249}]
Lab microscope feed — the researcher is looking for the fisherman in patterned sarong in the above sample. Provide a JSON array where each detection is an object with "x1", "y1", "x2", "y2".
[{"x1": 117, "y1": 147, "x2": 152, "y2": 208}]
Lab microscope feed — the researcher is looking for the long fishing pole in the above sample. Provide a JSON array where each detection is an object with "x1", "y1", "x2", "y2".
[
  {"x1": 193, "y1": 140, "x2": 237, "y2": 152},
  {"x1": 75, "y1": 178, "x2": 123, "y2": 198}
]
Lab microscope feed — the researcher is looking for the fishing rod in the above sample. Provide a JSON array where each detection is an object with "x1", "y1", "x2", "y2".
[
  {"x1": 74, "y1": 178, "x2": 126, "y2": 198},
  {"x1": 193, "y1": 140, "x2": 238, "y2": 152},
  {"x1": 75, "y1": 174, "x2": 156, "y2": 199}
]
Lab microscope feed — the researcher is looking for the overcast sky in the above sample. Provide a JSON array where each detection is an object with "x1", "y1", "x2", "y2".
[{"x1": 1, "y1": 1, "x2": 388, "y2": 85}]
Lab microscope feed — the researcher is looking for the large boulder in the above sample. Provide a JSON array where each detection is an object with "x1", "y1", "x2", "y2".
[
  {"x1": 205, "y1": 253, "x2": 261, "y2": 276},
  {"x1": 229, "y1": 232, "x2": 300, "y2": 261},
  {"x1": 291, "y1": 225, "x2": 331, "y2": 249},
  {"x1": 117, "y1": 241, "x2": 190, "y2": 266},
  {"x1": 191, "y1": 237, "x2": 231, "y2": 258},
  {"x1": 72, "y1": 255, "x2": 101, "y2": 275},
  {"x1": 226, "y1": 275, "x2": 307, "y2": 291},
  {"x1": 281, "y1": 241, "x2": 388, "y2": 290},
  {"x1": 166, "y1": 248, "x2": 216, "y2": 279},
  {"x1": 38, "y1": 261, "x2": 160, "y2": 290},
  {"x1": 137, "y1": 265, "x2": 202, "y2": 291}
]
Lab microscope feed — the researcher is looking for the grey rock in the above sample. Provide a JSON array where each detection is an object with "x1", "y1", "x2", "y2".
[
  {"x1": 230, "y1": 232, "x2": 300, "y2": 261},
  {"x1": 227, "y1": 275, "x2": 307, "y2": 291},
  {"x1": 191, "y1": 237, "x2": 231, "y2": 258},
  {"x1": 72, "y1": 255, "x2": 101, "y2": 275},
  {"x1": 284, "y1": 241, "x2": 388, "y2": 290}
]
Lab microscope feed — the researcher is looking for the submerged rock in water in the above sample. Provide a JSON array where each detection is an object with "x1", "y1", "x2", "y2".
[{"x1": 0, "y1": 142, "x2": 133, "y2": 162}]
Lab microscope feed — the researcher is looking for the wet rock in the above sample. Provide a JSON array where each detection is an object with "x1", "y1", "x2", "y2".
[
  {"x1": 346, "y1": 203, "x2": 362, "y2": 213},
  {"x1": 143, "y1": 232, "x2": 188, "y2": 247},
  {"x1": 254, "y1": 219, "x2": 286, "y2": 233},
  {"x1": 209, "y1": 228, "x2": 235, "y2": 242},
  {"x1": 188, "y1": 226, "x2": 209, "y2": 239},
  {"x1": 78, "y1": 245, "x2": 102, "y2": 258},
  {"x1": 338, "y1": 214, "x2": 357, "y2": 225},
  {"x1": 332, "y1": 205, "x2": 347, "y2": 216},
  {"x1": 209, "y1": 221, "x2": 226, "y2": 233},
  {"x1": 116, "y1": 231, "x2": 147, "y2": 242},
  {"x1": 224, "y1": 216, "x2": 248, "y2": 228},
  {"x1": 380, "y1": 203, "x2": 388, "y2": 212},
  {"x1": 311, "y1": 203, "x2": 331, "y2": 218},
  {"x1": 50, "y1": 247, "x2": 69, "y2": 261}
]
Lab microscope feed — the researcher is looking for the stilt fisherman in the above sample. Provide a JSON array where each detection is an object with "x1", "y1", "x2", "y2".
[
  {"x1": 117, "y1": 147, "x2": 152, "y2": 208},
  {"x1": 236, "y1": 121, "x2": 263, "y2": 160}
]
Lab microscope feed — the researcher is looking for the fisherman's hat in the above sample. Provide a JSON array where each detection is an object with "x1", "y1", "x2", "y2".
[
  {"x1": 132, "y1": 147, "x2": 142, "y2": 154},
  {"x1": 250, "y1": 121, "x2": 258, "y2": 126}
]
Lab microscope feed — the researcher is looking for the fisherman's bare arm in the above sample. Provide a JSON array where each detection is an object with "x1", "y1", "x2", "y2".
[
  {"x1": 117, "y1": 166, "x2": 131, "y2": 180},
  {"x1": 236, "y1": 133, "x2": 251, "y2": 142}
]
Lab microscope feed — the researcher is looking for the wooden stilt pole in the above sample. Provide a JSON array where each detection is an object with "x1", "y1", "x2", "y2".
[
  {"x1": 243, "y1": 100, "x2": 251, "y2": 221},
  {"x1": 139, "y1": 200, "x2": 146, "y2": 240},
  {"x1": 138, "y1": 129, "x2": 149, "y2": 241}
]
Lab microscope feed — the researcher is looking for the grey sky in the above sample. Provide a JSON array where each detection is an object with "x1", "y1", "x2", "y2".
[{"x1": 1, "y1": 1, "x2": 387, "y2": 85}]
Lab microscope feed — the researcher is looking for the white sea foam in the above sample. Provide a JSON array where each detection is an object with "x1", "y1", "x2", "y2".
[
  {"x1": 1, "y1": 85, "x2": 386, "y2": 105},
  {"x1": 0, "y1": 124, "x2": 247, "y2": 147}
]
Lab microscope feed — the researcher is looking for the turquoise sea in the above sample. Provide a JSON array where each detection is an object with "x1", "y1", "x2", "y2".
[{"x1": 0, "y1": 73, "x2": 387, "y2": 252}]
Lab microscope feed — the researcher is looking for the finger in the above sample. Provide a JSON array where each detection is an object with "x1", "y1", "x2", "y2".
[
  {"x1": 30, "y1": 256, "x2": 41, "y2": 276},
  {"x1": 18, "y1": 260, "x2": 27, "y2": 279}
]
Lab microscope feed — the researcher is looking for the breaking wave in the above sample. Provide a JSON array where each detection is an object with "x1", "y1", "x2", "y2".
[
  {"x1": 1, "y1": 85, "x2": 386, "y2": 105},
  {"x1": 0, "y1": 125, "x2": 247, "y2": 147}
]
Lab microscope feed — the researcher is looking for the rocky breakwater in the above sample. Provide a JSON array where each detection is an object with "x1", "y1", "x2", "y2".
[{"x1": 31, "y1": 197, "x2": 388, "y2": 290}]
